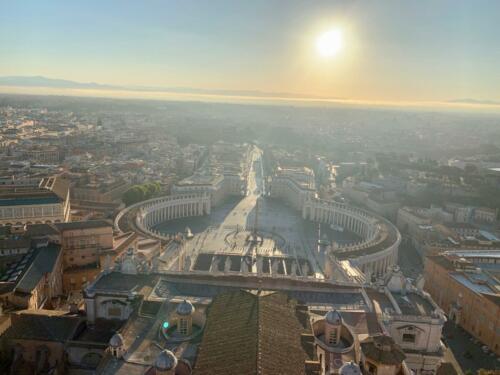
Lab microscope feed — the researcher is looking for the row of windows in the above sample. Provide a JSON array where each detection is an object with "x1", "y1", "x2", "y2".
[
  {"x1": 0, "y1": 219, "x2": 61, "y2": 226},
  {"x1": 0, "y1": 248, "x2": 28, "y2": 255},
  {"x1": 65, "y1": 237, "x2": 98, "y2": 248},
  {"x1": 0, "y1": 205, "x2": 63, "y2": 218}
]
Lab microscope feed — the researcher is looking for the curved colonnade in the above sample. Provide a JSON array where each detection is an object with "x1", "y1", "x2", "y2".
[
  {"x1": 303, "y1": 198, "x2": 401, "y2": 277},
  {"x1": 114, "y1": 193, "x2": 211, "y2": 240},
  {"x1": 115, "y1": 189, "x2": 400, "y2": 278},
  {"x1": 270, "y1": 176, "x2": 400, "y2": 277}
]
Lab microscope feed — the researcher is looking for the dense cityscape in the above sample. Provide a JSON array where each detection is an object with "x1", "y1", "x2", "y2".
[
  {"x1": 1, "y1": 1, "x2": 500, "y2": 374},
  {"x1": 0, "y1": 94, "x2": 497, "y2": 374}
]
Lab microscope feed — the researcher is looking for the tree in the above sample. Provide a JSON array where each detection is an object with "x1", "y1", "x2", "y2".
[
  {"x1": 122, "y1": 182, "x2": 162, "y2": 206},
  {"x1": 122, "y1": 185, "x2": 146, "y2": 206}
]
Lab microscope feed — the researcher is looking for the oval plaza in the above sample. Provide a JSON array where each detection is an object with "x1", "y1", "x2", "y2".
[{"x1": 115, "y1": 147, "x2": 401, "y2": 282}]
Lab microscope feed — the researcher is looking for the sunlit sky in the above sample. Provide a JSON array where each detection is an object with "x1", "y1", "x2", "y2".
[{"x1": 1, "y1": 0, "x2": 499, "y2": 104}]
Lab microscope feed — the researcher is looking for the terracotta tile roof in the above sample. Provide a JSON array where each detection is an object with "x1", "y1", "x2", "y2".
[
  {"x1": 193, "y1": 290, "x2": 317, "y2": 375},
  {"x1": 360, "y1": 334, "x2": 405, "y2": 366},
  {"x1": 436, "y1": 362, "x2": 458, "y2": 375},
  {"x1": 3, "y1": 312, "x2": 82, "y2": 342}
]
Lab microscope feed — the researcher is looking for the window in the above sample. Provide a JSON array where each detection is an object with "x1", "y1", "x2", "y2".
[
  {"x1": 108, "y1": 307, "x2": 121, "y2": 317},
  {"x1": 328, "y1": 330, "x2": 338, "y2": 345},
  {"x1": 402, "y1": 333, "x2": 416, "y2": 343},
  {"x1": 179, "y1": 318, "x2": 188, "y2": 335}
]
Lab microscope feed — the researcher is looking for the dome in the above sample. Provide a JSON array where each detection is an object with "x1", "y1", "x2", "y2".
[
  {"x1": 325, "y1": 309, "x2": 342, "y2": 325},
  {"x1": 155, "y1": 349, "x2": 178, "y2": 371},
  {"x1": 176, "y1": 299, "x2": 195, "y2": 316},
  {"x1": 109, "y1": 333, "x2": 124, "y2": 348},
  {"x1": 340, "y1": 361, "x2": 361, "y2": 375}
]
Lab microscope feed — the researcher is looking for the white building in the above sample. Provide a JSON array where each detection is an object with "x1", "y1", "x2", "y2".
[{"x1": 0, "y1": 176, "x2": 70, "y2": 226}]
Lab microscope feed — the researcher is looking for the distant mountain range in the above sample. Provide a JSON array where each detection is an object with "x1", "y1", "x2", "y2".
[
  {"x1": 448, "y1": 98, "x2": 500, "y2": 106},
  {"x1": 0, "y1": 75, "x2": 117, "y2": 90},
  {"x1": 1, "y1": 76, "x2": 499, "y2": 107},
  {"x1": 0, "y1": 75, "x2": 322, "y2": 100}
]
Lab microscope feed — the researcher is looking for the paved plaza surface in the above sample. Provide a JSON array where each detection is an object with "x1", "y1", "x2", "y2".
[{"x1": 155, "y1": 148, "x2": 359, "y2": 277}]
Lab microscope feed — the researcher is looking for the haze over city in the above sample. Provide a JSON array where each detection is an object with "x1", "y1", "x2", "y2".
[{"x1": 0, "y1": 2, "x2": 499, "y2": 375}]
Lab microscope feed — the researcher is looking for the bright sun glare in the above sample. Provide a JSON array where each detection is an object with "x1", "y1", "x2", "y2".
[{"x1": 316, "y1": 29, "x2": 343, "y2": 58}]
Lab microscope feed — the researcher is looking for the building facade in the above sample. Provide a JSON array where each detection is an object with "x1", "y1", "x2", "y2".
[{"x1": 424, "y1": 254, "x2": 500, "y2": 356}]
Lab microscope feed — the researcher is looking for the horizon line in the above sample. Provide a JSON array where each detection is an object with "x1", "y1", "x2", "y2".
[{"x1": 1, "y1": 77, "x2": 500, "y2": 113}]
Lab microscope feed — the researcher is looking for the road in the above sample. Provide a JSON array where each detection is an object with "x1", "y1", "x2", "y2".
[{"x1": 156, "y1": 146, "x2": 328, "y2": 277}]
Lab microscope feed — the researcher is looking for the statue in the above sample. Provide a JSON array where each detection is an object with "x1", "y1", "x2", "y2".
[
  {"x1": 257, "y1": 256, "x2": 263, "y2": 275},
  {"x1": 211, "y1": 256, "x2": 220, "y2": 273},
  {"x1": 271, "y1": 259, "x2": 279, "y2": 274},
  {"x1": 183, "y1": 255, "x2": 191, "y2": 271},
  {"x1": 301, "y1": 262, "x2": 309, "y2": 277},
  {"x1": 224, "y1": 256, "x2": 231, "y2": 273},
  {"x1": 241, "y1": 257, "x2": 252, "y2": 273}
]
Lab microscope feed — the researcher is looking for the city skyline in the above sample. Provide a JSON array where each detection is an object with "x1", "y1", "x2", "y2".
[
  {"x1": 1, "y1": 2, "x2": 499, "y2": 373},
  {"x1": 1, "y1": 1, "x2": 500, "y2": 109}
]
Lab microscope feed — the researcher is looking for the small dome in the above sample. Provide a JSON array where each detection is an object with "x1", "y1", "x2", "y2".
[
  {"x1": 176, "y1": 300, "x2": 195, "y2": 316},
  {"x1": 155, "y1": 349, "x2": 178, "y2": 371},
  {"x1": 109, "y1": 333, "x2": 124, "y2": 348},
  {"x1": 325, "y1": 309, "x2": 342, "y2": 325},
  {"x1": 340, "y1": 361, "x2": 361, "y2": 375}
]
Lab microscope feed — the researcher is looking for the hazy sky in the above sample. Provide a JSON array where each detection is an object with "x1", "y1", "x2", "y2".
[{"x1": 1, "y1": 0, "x2": 499, "y2": 103}]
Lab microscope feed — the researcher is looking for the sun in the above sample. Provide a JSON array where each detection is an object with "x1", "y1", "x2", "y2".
[{"x1": 316, "y1": 29, "x2": 343, "y2": 58}]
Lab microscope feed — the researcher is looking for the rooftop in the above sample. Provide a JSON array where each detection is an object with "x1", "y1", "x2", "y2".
[
  {"x1": 3, "y1": 311, "x2": 82, "y2": 342},
  {"x1": 0, "y1": 195, "x2": 62, "y2": 206},
  {"x1": 360, "y1": 334, "x2": 405, "y2": 365},
  {"x1": 392, "y1": 292, "x2": 435, "y2": 317},
  {"x1": 89, "y1": 272, "x2": 157, "y2": 295},
  {"x1": 152, "y1": 276, "x2": 367, "y2": 310},
  {"x1": 15, "y1": 243, "x2": 61, "y2": 293},
  {"x1": 193, "y1": 290, "x2": 317, "y2": 375},
  {"x1": 450, "y1": 272, "x2": 498, "y2": 295}
]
